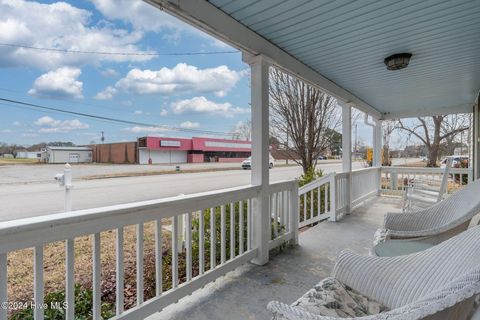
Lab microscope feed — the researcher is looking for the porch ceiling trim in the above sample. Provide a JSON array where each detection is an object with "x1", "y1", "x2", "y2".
[
  {"x1": 145, "y1": 0, "x2": 382, "y2": 119},
  {"x1": 382, "y1": 103, "x2": 473, "y2": 120}
]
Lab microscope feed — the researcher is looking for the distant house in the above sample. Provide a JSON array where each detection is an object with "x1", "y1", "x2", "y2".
[{"x1": 43, "y1": 146, "x2": 92, "y2": 164}]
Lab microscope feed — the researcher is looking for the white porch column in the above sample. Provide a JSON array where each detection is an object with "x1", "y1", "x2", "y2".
[
  {"x1": 244, "y1": 53, "x2": 270, "y2": 265},
  {"x1": 340, "y1": 102, "x2": 352, "y2": 213},
  {"x1": 373, "y1": 119, "x2": 383, "y2": 195},
  {"x1": 373, "y1": 119, "x2": 382, "y2": 167},
  {"x1": 474, "y1": 101, "x2": 480, "y2": 180}
]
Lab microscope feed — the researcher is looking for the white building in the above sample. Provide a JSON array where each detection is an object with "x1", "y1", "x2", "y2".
[
  {"x1": 16, "y1": 151, "x2": 41, "y2": 159},
  {"x1": 43, "y1": 146, "x2": 92, "y2": 164}
]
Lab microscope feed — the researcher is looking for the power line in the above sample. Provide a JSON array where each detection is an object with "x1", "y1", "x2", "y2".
[
  {"x1": 0, "y1": 97, "x2": 236, "y2": 136},
  {"x1": 0, "y1": 43, "x2": 239, "y2": 56}
]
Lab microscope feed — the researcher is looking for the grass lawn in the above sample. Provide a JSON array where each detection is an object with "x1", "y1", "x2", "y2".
[{"x1": 0, "y1": 158, "x2": 40, "y2": 165}]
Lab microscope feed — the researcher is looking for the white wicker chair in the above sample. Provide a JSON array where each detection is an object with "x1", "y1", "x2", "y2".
[
  {"x1": 268, "y1": 225, "x2": 480, "y2": 320},
  {"x1": 402, "y1": 158, "x2": 453, "y2": 213},
  {"x1": 373, "y1": 178, "x2": 480, "y2": 250}
]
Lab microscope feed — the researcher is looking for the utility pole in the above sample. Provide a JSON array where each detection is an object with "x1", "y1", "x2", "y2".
[
  {"x1": 101, "y1": 131, "x2": 105, "y2": 144},
  {"x1": 354, "y1": 124, "x2": 358, "y2": 160}
]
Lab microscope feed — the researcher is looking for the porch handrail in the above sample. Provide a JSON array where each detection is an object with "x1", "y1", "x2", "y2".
[
  {"x1": 298, "y1": 174, "x2": 332, "y2": 194},
  {"x1": 381, "y1": 166, "x2": 472, "y2": 175},
  {"x1": 0, "y1": 181, "x2": 298, "y2": 320}
]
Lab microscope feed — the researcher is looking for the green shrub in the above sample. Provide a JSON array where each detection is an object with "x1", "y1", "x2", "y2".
[
  {"x1": 10, "y1": 285, "x2": 115, "y2": 320},
  {"x1": 298, "y1": 167, "x2": 330, "y2": 224},
  {"x1": 298, "y1": 167, "x2": 324, "y2": 187}
]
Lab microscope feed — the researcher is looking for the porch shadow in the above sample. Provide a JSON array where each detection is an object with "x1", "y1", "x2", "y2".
[{"x1": 147, "y1": 196, "x2": 402, "y2": 320}]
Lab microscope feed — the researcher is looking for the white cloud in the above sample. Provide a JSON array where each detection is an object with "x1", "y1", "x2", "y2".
[
  {"x1": 101, "y1": 68, "x2": 120, "y2": 78},
  {"x1": 12, "y1": 121, "x2": 21, "y2": 126},
  {"x1": 28, "y1": 67, "x2": 83, "y2": 99},
  {"x1": 106, "y1": 63, "x2": 243, "y2": 98},
  {"x1": 133, "y1": 110, "x2": 143, "y2": 115},
  {"x1": 160, "y1": 109, "x2": 168, "y2": 116},
  {"x1": 180, "y1": 121, "x2": 200, "y2": 129},
  {"x1": 171, "y1": 96, "x2": 249, "y2": 117},
  {"x1": 90, "y1": 0, "x2": 214, "y2": 45},
  {"x1": 1, "y1": 129, "x2": 12, "y2": 133},
  {"x1": 35, "y1": 116, "x2": 60, "y2": 127},
  {"x1": 22, "y1": 132, "x2": 39, "y2": 138},
  {"x1": 124, "y1": 126, "x2": 169, "y2": 133},
  {"x1": 34, "y1": 116, "x2": 89, "y2": 133},
  {"x1": 94, "y1": 86, "x2": 117, "y2": 100},
  {"x1": 90, "y1": 0, "x2": 186, "y2": 32},
  {"x1": 0, "y1": 0, "x2": 153, "y2": 69}
]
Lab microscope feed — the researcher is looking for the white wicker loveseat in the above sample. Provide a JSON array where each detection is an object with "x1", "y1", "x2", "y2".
[
  {"x1": 372, "y1": 179, "x2": 480, "y2": 256},
  {"x1": 268, "y1": 225, "x2": 480, "y2": 320}
]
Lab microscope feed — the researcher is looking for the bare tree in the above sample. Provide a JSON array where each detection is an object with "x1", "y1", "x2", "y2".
[
  {"x1": 231, "y1": 119, "x2": 251, "y2": 141},
  {"x1": 397, "y1": 114, "x2": 469, "y2": 167},
  {"x1": 269, "y1": 67, "x2": 341, "y2": 174},
  {"x1": 382, "y1": 120, "x2": 398, "y2": 166}
]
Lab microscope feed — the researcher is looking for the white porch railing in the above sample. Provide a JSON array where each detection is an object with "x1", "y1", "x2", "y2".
[
  {"x1": 0, "y1": 181, "x2": 297, "y2": 320},
  {"x1": 298, "y1": 173, "x2": 336, "y2": 227},
  {"x1": 380, "y1": 166, "x2": 472, "y2": 196},
  {"x1": 1, "y1": 165, "x2": 473, "y2": 319},
  {"x1": 298, "y1": 167, "x2": 380, "y2": 225},
  {"x1": 350, "y1": 167, "x2": 381, "y2": 208}
]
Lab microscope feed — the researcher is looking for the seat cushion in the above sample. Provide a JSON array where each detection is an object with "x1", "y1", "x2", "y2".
[{"x1": 289, "y1": 277, "x2": 389, "y2": 318}]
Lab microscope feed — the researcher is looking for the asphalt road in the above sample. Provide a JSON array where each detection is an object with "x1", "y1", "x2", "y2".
[
  {"x1": 0, "y1": 162, "x2": 362, "y2": 221},
  {"x1": 0, "y1": 158, "x2": 418, "y2": 222}
]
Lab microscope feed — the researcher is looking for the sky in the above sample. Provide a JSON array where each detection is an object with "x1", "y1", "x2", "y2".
[{"x1": 0, "y1": 0, "x2": 374, "y2": 147}]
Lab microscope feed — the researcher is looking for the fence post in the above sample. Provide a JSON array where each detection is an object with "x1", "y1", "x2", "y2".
[
  {"x1": 328, "y1": 173, "x2": 337, "y2": 222},
  {"x1": 63, "y1": 163, "x2": 74, "y2": 319},
  {"x1": 64, "y1": 163, "x2": 72, "y2": 212},
  {"x1": 377, "y1": 167, "x2": 383, "y2": 196},
  {"x1": 289, "y1": 181, "x2": 299, "y2": 245},
  {"x1": 391, "y1": 170, "x2": 398, "y2": 191},
  {"x1": 178, "y1": 194, "x2": 186, "y2": 252}
]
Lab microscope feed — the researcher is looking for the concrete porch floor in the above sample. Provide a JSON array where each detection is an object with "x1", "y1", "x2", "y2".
[{"x1": 147, "y1": 196, "x2": 403, "y2": 320}]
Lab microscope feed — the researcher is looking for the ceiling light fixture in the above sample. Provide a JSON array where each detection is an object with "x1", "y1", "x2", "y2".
[{"x1": 384, "y1": 53, "x2": 412, "y2": 70}]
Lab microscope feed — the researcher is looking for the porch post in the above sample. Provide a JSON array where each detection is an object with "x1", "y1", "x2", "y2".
[
  {"x1": 373, "y1": 119, "x2": 382, "y2": 167},
  {"x1": 373, "y1": 119, "x2": 383, "y2": 194},
  {"x1": 244, "y1": 53, "x2": 270, "y2": 265},
  {"x1": 474, "y1": 101, "x2": 480, "y2": 180},
  {"x1": 340, "y1": 102, "x2": 352, "y2": 213}
]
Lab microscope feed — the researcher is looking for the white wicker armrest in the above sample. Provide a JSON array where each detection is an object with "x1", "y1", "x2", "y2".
[
  {"x1": 383, "y1": 211, "x2": 427, "y2": 231},
  {"x1": 384, "y1": 212, "x2": 472, "y2": 239},
  {"x1": 332, "y1": 249, "x2": 420, "y2": 308}
]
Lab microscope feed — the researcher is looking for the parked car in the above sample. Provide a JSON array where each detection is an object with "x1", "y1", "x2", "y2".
[
  {"x1": 242, "y1": 155, "x2": 275, "y2": 169},
  {"x1": 440, "y1": 156, "x2": 469, "y2": 168},
  {"x1": 317, "y1": 155, "x2": 327, "y2": 160}
]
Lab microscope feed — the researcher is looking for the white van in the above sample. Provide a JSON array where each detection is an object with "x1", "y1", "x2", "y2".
[{"x1": 242, "y1": 154, "x2": 275, "y2": 169}]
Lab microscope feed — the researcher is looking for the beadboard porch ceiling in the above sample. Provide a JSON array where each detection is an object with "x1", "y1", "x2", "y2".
[{"x1": 148, "y1": 0, "x2": 480, "y2": 119}]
